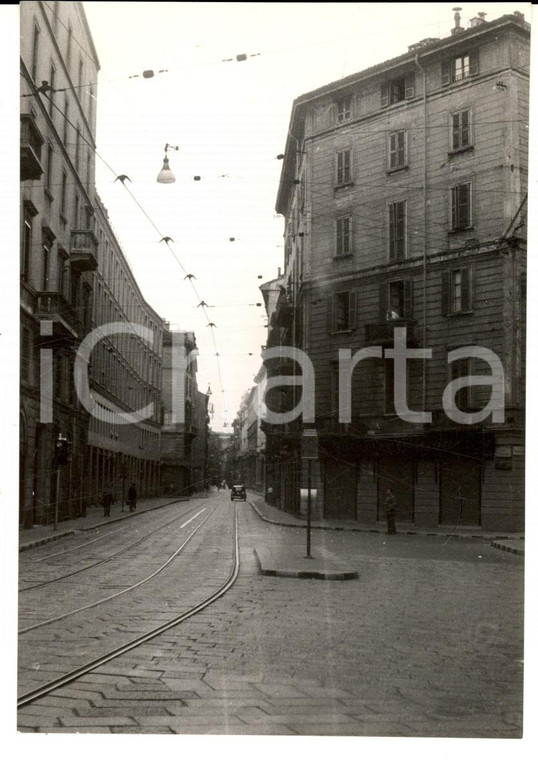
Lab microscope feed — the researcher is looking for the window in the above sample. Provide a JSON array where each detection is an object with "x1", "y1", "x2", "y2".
[
  {"x1": 442, "y1": 50, "x2": 479, "y2": 85},
  {"x1": 57, "y1": 249, "x2": 68, "y2": 296},
  {"x1": 78, "y1": 56, "x2": 84, "y2": 88},
  {"x1": 61, "y1": 170, "x2": 68, "y2": 216},
  {"x1": 31, "y1": 21, "x2": 40, "y2": 82},
  {"x1": 336, "y1": 215, "x2": 352, "y2": 257},
  {"x1": 442, "y1": 268, "x2": 472, "y2": 314},
  {"x1": 21, "y1": 327, "x2": 32, "y2": 383},
  {"x1": 75, "y1": 123, "x2": 81, "y2": 171},
  {"x1": 63, "y1": 97, "x2": 69, "y2": 144},
  {"x1": 66, "y1": 24, "x2": 73, "y2": 69},
  {"x1": 381, "y1": 72, "x2": 415, "y2": 107},
  {"x1": 337, "y1": 96, "x2": 351, "y2": 123},
  {"x1": 42, "y1": 241, "x2": 51, "y2": 291},
  {"x1": 379, "y1": 279, "x2": 413, "y2": 322},
  {"x1": 450, "y1": 182, "x2": 472, "y2": 230},
  {"x1": 74, "y1": 193, "x2": 80, "y2": 227},
  {"x1": 327, "y1": 291, "x2": 357, "y2": 332},
  {"x1": 451, "y1": 109, "x2": 471, "y2": 151},
  {"x1": 388, "y1": 130, "x2": 407, "y2": 170},
  {"x1": 45, "y1": 143, "x2": 53, "y2": 194},
  {"x1": 336, "y1": 148, "x2": 352, "y2": 185},
  {"x1": 21, "y1": 216, "x2": 32, "y2": 279},
  {"x1": 389, "y1": 200, "x2": 406, "y2": 260},
  {"x1": 449, "y1": 356, "x2": 472, "y2": 409}
]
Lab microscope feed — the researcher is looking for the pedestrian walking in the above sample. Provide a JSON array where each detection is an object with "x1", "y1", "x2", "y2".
[
  {"x1": 384, "y1": 488, "x2": 397, "y2": 534},
  {"x1": 102, "y1": 489, "x2": 112, "y2": 518},
  {"x1": 127, "y1": 483, "x2": 137, "y2": 512}
]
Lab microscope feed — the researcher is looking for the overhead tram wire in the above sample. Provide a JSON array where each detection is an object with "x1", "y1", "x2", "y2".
[{"x1": 21, "y1": 73, "x2": 227, "y2": 417}]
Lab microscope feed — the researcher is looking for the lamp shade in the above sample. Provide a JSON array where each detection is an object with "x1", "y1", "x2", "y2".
[{"x1": 157, "y1": 156, "x2": 176, "y2": 184}]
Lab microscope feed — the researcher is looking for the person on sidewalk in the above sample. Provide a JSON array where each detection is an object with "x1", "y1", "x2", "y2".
[
  {"x1": 102, "y1": 489, "x2": 113, "y2": 518},
  {"x1": 384, "y1": 488, "x2": 397, "y2": 535},
  {"x1": 127, "y1": 483, "x2": 137, "y2": 512}
]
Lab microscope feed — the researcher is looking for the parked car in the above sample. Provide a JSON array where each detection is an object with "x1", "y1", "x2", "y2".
[{"x1": 230, "y1": 484, "x2": 246, "y2": 501}]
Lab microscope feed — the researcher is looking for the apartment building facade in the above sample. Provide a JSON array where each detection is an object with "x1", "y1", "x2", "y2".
[
  {"x1": 20, "y1": 1, "x2": 100, "y2": 525},
  {"x1": 268, "y1": 11, "x2": 528, "y2": 532},
  {"x1": 86, "y1": 195, "x2": 165, "y2": 506}
]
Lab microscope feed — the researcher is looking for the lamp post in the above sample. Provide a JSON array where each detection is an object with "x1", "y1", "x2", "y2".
[
  {"x1": 301, "y1": 428, "x2": 318, "y2": 559},
  {"x1": 156, "y1": 143, "x2": 179, "y2": 184}
]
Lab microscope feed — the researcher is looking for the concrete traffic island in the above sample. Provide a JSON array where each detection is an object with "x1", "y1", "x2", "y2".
[{"x1": 254, "y1": 546, "x2": 359, "y2": 580}]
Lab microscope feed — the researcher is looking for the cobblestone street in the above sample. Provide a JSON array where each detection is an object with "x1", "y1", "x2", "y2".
[{"x1": 16, "y1": 493, "x2": 524, "y2": 737}]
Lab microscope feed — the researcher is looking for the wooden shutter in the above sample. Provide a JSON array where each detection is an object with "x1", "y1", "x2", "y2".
[
  {"x1": 441, "y1": 271, "x2": 450, "y2": 315},
  {"x1": 405, "y1": 71, "x2": 415, "y2": 98},
  {"x1": 441, "y1": 59, "x2": 452, "y2": 86},
  {"x1": 404, "y1": 280, "x2": 413, "y2": 318},
  {"x1": 469, "y1": 49, "x2": 479, "y2": 76},
  {"x1": 461, "y1": 267, "x2": 472, "y2": 312},
  {"x1": 458, "y1": 183, "x2": 471, "y2": 228},
  {"x1": 378, "y1": 282, "x2": 387, "y2": 322},
  {"x1": 327, "y1": 295, "x2": 334, "y2": 332},
  {"x1": 349, "y1": 291, "x2": 357, "y2": 329},
  {"x1": 380, "y1": 83, "x2": 389, "y2": 108}
]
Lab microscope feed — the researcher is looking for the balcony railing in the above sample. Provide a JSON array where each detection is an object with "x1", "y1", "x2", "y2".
[
  {"x1": 70, "y1": 229, "x2": 99, "y2": 272},
  {"x1": 21, "y1": 114, "x2": 45, "y2": 181},
  {"x1": 35, "y1": 291, "x2": 80, "y2": 341}
]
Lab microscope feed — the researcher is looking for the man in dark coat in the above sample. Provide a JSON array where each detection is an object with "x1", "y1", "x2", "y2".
[
  {"x1": 384, "y1": 488, "x2": 397, "y2": 534},
  {"x1": 102, "y1": 489, "x2": 113, "y2": 517},
  {"x1": 128, "y1": 483, "x2": 137, "y2": 512}
]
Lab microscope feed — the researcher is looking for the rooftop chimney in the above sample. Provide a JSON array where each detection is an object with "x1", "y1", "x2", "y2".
[
  {"x1": 514, "y1": 11, "x2": 524, "y2": 21},
  {"x1": 469, "y1": 12, "x2": 487, "y2": 28},
  {"x1": 451, "y1": 6, "x2": 464, "y2": 35}
]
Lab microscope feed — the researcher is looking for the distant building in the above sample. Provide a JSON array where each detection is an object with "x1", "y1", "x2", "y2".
[
  {"x1": 265, "y1": 10, "x2": 528, "y2": 532},
  {"x1": 160, "y1": 329, "x2": 207, "y2": 496}
]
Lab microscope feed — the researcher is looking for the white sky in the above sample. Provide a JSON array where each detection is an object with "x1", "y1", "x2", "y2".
[{"x1": 81, "y1": 1, "x2": 532, "y2": 431}]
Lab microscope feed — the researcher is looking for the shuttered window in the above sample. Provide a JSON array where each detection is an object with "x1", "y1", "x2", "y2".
[
  {"x1": 381, "y1": 71, "x2": 415, "y2": 107},
  {"x1": 450, "y1": 182, "x2": 472, "y2": 230},
  {"x1": 451, "y1": 109, "x2": 471, "y2": 151},
  {"x1": 336, "y1": 215, "x2": 352, "y2": 257},
  {"x1": 380, "y1": 280, "x2": 413, "y2": 321},
  {"x1": 337, "y1": 96, "x2": 351, "y2": 123},
  {"x1": 389, "y1": 131, "x2": 407, "y2": 170},
  {"x1": 336, "y1": 148, "x2": 352, "y2": 185},
  {"x1": 442, "y1": 268, "x2": 473, "y2": 314},
  {"x1": 327, "y1": 291, "x2": 357, "y2": 332},
  {"x1": 442, "y1": 50, "x2": 479, "y2": 85},
  {"x1": 389, "y1": 200, "x2": 406, "y2": 260}
]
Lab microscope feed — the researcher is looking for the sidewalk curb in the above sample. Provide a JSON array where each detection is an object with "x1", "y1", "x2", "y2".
[
  {"x1": 491, "y1": 540, "x2": 525, "y2": 556},
  {"x1": 248, "y1": 500, "x2": 525, "y2": 542},
  {"x1": 254, "y1": 547, "x2": 359, "y2": 581},
  {"x1": 19, "y1": 497, "x2": 191, "y2": 552}
]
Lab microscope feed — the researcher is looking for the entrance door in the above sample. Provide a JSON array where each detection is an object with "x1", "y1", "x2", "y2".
[
  {"x1": 323, "y1": 458, "x2": 357, "y2": 520},
  {"x1": 377, "y1": 457, "x2": 414, "y2": 522},
  {"x1": 440, "y1": 458, "x2": 481, "y2": 526}
]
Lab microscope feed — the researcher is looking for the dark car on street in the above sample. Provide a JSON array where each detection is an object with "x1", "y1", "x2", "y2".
[{"x1": 230, "y1": 484, "x2": 246, "y2": 501}]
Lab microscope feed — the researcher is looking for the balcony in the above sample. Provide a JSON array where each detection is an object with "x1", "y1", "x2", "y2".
[
  {"x1": 364, "y1": 319, "x2": 415, "y2": 345},
  {"x1": 21, "y1": 114, "x2": 44, "y2": 181},
  {"x1": 35, "y1": 292, "x2": 80, "y2": 344},
  {"x1": 70, "y1": 230, "x2": 99, "y2": 272}
]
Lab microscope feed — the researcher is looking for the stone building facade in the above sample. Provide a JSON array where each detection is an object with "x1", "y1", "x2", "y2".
[{"x1": 266, "y1": 11, "x2": 528, "y2": 532}]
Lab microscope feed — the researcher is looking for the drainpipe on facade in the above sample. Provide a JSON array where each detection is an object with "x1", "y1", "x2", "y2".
[{"x1": 415, "y1": 53, "x2": 428, "y2": 412}]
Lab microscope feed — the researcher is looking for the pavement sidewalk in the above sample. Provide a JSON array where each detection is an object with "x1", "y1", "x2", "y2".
[
  {"x1": 247, "y1": 492, "x2": 525, "y2": 555},
  {"x1": 19, "y1": 494, "x2": 193, "y2": 552}
]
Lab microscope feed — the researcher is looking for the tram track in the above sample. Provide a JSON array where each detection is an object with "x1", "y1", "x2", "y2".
[
  {"x1": 18, "y1": 505, "x2": 214, "y2": 634},
  {"x1": 19, "y1": 500, "x2": 208, "y2": 593},
  {"x1": 17, "y1": 504, "x2": 240, "y2": 709},
  {"x1": 21, "y1": 496, "x2": 195, "y2": 565}
]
